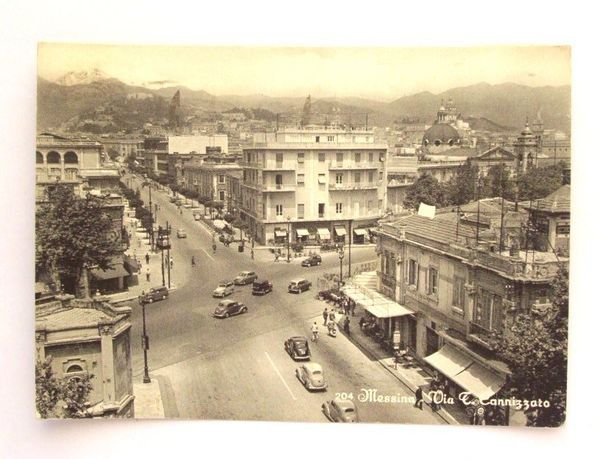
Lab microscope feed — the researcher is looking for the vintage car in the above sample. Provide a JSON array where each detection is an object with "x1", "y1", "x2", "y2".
[
  {"x1": 284, "y1": 336, "x2": 311, "y2": 361},
  {"x1": 140, "y1": 286, "x2": 169, "y2": 304},
  {"x1": 176, "y1": 228, "x2": 187, "y2": 238},
  {"x1": 213, "y1": 299, "x2": 247, "y2": 318},
  {"x1": 295, "y1": 362, "x2": 327, "y2": 391},
  {"x1": 301, "y1": 254, "x2": 322, "y2": 267},
  {"x1": 322, "y1": 398, "x2": 359, "y2": 423},
  {"x1": 212, "y1": 280, "x2": 235, "y2": 298},
  {"x1": 288, "y1": 279, "x2": 312, "y2": 294},
  {"x1": 252, "y1": 279, "x2": 273, "y2": 295},
  {"x1": 233, "y1": 271, "x2": 258, "y2": 285}
]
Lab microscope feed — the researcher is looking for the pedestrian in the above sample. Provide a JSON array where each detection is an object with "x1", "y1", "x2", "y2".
[
  {"x1": 329, "y1": 311, "x2": 336, "y2": 322},
  {"x1": 145, "y1": 253, "x2": 150, "y2": 265},
  {"x1": 311, "y1": 322, "x2": 319, "y2": 342},
  {"x1": 343, "y1": 316, "x2": 350, "y2": 334},
  {"x1": 146, "y1": 267, "x2": 150, "y2": 282},
  {"x1": 344, "y1": 300, "x2": 350, "y2": 316},
  {"x1": 351, "y1": 300, "x2": 356, "y2": 316},
  {"x1": 170, "y1": 256, "x2": 174, "y2": 268},
  {"x1": 322, "y1": 308, "x2": 328, "y2": 326},
  {"x1": 414, "y1": 386, "x2": 424, "y2": 410},
  {"x1": 275, "y1": 253, "x2": 279, "y2": 262}
]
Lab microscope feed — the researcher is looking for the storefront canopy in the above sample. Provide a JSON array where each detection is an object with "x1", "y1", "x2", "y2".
[
  {"x1": 296, "y1": 229, "x2": 309, "y2": 237},
  {"x1": 317, "y1": 228, "x2": 331, "y2": 239},
  {"x1": 274, "y1": 230, "x2": 287, "y2": 238},
  {"x1": 334, "y1": 226, "x2": 346, "y2": 236},
  {"x1": 90, "y1": 262, "x2": 129, "y2": 280},
  {"x1": 424, "y1": 345, "x2": 505, "y2": 401},
  {"x1": 342, "y1": 284, "x2": 414, "y2": 318},
  {"x1": 353, "y1": 228, "x2": 368, "y2": 236}
]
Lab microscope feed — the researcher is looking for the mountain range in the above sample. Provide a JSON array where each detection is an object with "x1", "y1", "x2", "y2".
[{"x1": 37, "y1": 73, "x2": 571, "y2": 133}]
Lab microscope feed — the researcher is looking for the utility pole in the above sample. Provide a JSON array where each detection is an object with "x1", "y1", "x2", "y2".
[{"x1": 166, "y1": 221, "x2": 171, "y2": 289}]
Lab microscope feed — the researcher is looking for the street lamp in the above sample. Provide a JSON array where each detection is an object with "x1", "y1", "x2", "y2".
[
  {"x1": 156, "y1": 224, "x2": 171, "y2": 287},
  {"x1": 338, "y1": 244, "x2": 345, "y2": 290},
  {"x1": 286, "y1": 216, "x2": 291, "y2": 263},
  {"x1": 139, "y1": 294, "x2": 151, "y2": 384}
]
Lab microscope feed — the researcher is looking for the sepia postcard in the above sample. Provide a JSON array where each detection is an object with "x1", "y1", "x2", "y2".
[{"x1": 34, "y1": 43, "x2": 570, "y2": 427}]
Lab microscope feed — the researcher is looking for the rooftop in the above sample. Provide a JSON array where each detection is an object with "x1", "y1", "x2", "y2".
[{"x1": 522, "y1": 185, "x2": 570, "y2": 214}]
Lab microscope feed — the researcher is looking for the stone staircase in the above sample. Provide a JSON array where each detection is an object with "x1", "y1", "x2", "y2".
[{"x1": 349, "y1": 271, "x2": 378, "y2": 290}]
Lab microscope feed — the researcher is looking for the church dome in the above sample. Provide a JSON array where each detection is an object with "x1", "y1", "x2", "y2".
[{"x1": 422, "y1": 123, "x2": 461, "y2": 147}]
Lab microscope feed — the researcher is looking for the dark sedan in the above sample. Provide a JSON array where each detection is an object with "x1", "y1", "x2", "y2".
[
  {"x1": 284, "y1": 336, "x2": 311, "y2": 361},
  {"x1": 301, "y1": 254, "x2": 322, "y2": 267},
  {"x1": 213, "y1": 300, "x2": 247, "y2": 318}
]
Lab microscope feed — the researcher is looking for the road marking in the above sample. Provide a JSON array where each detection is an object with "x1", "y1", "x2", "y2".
[
  {"x1": 200, "y1": 247, "x2": 215, "y2": 261},
  {"x1": 264, "y1": 351, "x2": 297, "y2": 401}
]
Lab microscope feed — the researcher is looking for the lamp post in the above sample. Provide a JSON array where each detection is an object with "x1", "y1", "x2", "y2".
[
  {"x1": 338, "y1": 244, "x2": 345, "y2": 290},
  {"x1": 156, "y1": 225, "x2": 171, "y2": 287},
  {"x1": 286, "y1": 216, "x2": 291, "y2": 263},
  {"x1": 139, "y1": 295, "x2": 151, "y2": 384}
]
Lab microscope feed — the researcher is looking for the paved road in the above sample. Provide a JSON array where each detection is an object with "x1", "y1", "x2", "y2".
[{"x1": 124, "y1": 175, "x2": 443, "y2": 424}]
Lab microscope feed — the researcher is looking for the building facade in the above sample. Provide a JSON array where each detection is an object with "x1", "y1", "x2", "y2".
[
  {"x1": 182, "y1": 158, "x2": 242, "y2": 211},
  {"x1": 35, "y1": 295, "x2": 134, "y2": 418},
  {"x1": 239, "y1": 127, "x2": 387, "y2": 245}
]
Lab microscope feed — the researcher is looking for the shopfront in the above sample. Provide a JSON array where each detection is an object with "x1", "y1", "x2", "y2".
[{"x1": 334, "y1": 226, "x2": 346, "y2": 244}]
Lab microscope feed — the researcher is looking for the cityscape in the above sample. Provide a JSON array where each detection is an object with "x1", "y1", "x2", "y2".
[{"x1": 34, "y1": 44, "x2": 570, "y2": 427}]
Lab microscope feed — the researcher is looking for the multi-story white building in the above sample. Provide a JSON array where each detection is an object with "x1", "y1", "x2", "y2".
[{"x1": 239, "y1": 127, "x2": 387, "y2": 245}]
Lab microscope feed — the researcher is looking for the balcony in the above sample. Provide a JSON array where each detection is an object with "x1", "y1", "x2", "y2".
[
  {"x1": 239, "y1": 161, "x2": 264, "y2": 169},
  {"x1": 329, "y1": 161, "x2": 379, "y2": 170},
  {"x1": 264, "y1": 183, "x2": 295, "y2": 192},
  {"x1": 328, "y1": 183, "x2": 379, "y2": 191},
  {"x1": 467, "y1": 321, "x2": 495, "y2": 350}
]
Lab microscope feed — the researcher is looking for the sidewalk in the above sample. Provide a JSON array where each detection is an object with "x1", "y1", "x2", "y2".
[
  {"x1": 133, "y1": 379, "x2": 165, "y2": 419},
  {"x1": 328, "y1": 301, "x2": 469, "y2": 425}
]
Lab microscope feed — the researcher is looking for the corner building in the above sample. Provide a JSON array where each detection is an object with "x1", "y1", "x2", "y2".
[{"x1": 240, "y1": 127, "x2": 387, "y2": 245}]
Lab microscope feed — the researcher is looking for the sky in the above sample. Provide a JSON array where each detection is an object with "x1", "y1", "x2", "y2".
[{"x1": 37, "y1": 44, "x2": 570, "y2": 101}]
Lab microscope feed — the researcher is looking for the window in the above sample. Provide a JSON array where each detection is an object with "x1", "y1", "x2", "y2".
[
  {"x1": 318, "y1": 174, "x2": 326, "y2": 184},
  {"x1": 336, "y1": 153, "x2": 343, "y2": 165},
  {"x1": 354, "y1": 172, "x2": 361, "y2": 183},
  {"x1": 315, "y1": 136, "x2": 320, "y2": 143},
  {"x1": 318, "y1": 153, "x2": 326, "y2": 162},
  {"x1": 327, "y1": 135, "x2": 335, "y2": 142},
  {"x1": 275, "y1": 174, "x2": 283, "y2": 188},
  {"x1": 379, "y1": 171, "x2": 383, "y2": 181},
  {"x1": 408, "y1": 259, "x2": 418, "y2": 287},
  {"x1": 368, "y1": 171, "x2": 374, "y2": 182},
  {"x1": 367, "y1": 200, "x2": 372, "y2": 211},
  {"x1": 427, "y1": 267, "x2": 438, "y2": 295},
  {"x1": 276, "y1": 153, "x2": 283, "y2": 165},
  {"x1": 276, "y1": 204, "x2": 283, "y2": 216},
  {"x1": 336, "y1": 203, "x2": 343, "y2": 214},
  {"x1": 297, "y1": 174, "x2": 305, "y2": 185},
  {"x1": 297, "y1": 203, "x2": 304, "y2": 219},
  {"x1": 318, "y1": 203, "x2": 325, "y2": 218},
  {"x1": 474, "y1": 288, "x2": 503, "y2": 332},
  {"x1": 336, "y1": 173, "x2": 343, "y2": 184},
  {"x1": 297, "y1": 153, "x2": 304, "y2": 163},
  {"x1": 219, "y1": 191, "x2": 225, "y2": 201},
  {"x1": 355, "y1": 152, "x2": 361, "y2": 163},
  {"x1": 218, "y1": 175, "x2": 225, "y2": 183},
  {"x1": 452, "y1": 276, "x2": 466, "y2": 311},
  {"x1": 369, "y1": 152, "x2": 374, "y2": 162}
]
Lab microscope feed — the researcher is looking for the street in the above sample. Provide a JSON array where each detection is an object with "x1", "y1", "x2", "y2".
[{"x1": 125, "y1": 174, "x2": 444, "y2": 424}]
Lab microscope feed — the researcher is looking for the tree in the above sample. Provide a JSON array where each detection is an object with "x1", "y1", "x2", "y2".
[
  {"x1": 35, "y1": 357, "x2": 94, "y2": 419},
  {"x1": 517, "y1": 164, "x2": 564, "y2": 202},
  {"x1": 36, "y1": 185, "x2": 121, "y2": 298},
  {"x1": 445, "y1": 159, "x2": 479, "y2": 205},
  {"x1": 403, "y1": 174, "x2": 447, "y2": 210},
  {"x1": 492, "y1": 268, "x2": 568, "y2": 427},
  {"x1": 481, "y1": 164, "x2": 514, "y2": 200}
]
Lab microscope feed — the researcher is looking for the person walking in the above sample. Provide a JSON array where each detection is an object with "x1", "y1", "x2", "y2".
[
  {"x1": 145, "y1": 253, "x2": 150, "y2": 265},
  {"x1": 322, "y1": 308, "x2": 328, "y2": 326},
  {"x1": 351, "y1": 300, "x2": 356, "y2": 316},
  {"x1": 343, "y1": 316, "x2": 350, "y2": 334},
  {"x1": 191, "y1": 256, "x2": 196, "y2": 267},
  {"x1": 170, "y1": 256, "x2": 174, "y2": 268},
  {"x1": 145, "y1": 267, "x2": 151, "y2": 282},
  {"x1": 311, "y1": 322, "x2": 319, "y2": 342},
  {"x1": 414, "y1": 386, "x2": 424, "y2": 410}
]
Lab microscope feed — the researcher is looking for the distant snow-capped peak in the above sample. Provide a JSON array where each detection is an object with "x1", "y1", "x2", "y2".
[{"x1": 54, "y1": 68, "x2": 112, "y2": 86}]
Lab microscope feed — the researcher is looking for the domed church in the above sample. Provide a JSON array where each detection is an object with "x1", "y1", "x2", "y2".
[{"x1": 422, "y1": 98, "x2": 464, "y2": 153}]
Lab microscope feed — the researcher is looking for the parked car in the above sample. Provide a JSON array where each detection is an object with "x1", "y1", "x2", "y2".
[
  {"x1": 284, "y1": 336, "x2": 311, "y2": 361},
  {"x1": 322, "y1": 398, "x2": 359, "y2": 422},
  {"x1": 194, "y1": 213, "x2": 202, "y2": 221},
  {"x1": 177, "y1": 228, "x2": 187, "y2": 238},
  {"x1": 212, "y1": 280, "x2": 235, "y2": 298},
  {"x1": 234, "y1": 271, "x2": 258, "y2": 285},
  {"x1": 301, "y1": 254, "x2": 322, "y2": 267},
  {"x1": 295, "y1": 362, "x2": 327, "y2": 391},
  {"x1": 252, "y1": 279, "x2": 273, "y2": 295},
  {"x1": 213, "y1": 299, "x2": 247, "y2": 318},
  {"x1": 141, "y1": 286, "x2": 169, "y2": 304},
  {"x1": 288, "y1": 279, "x2": 312, "y2": 294}
]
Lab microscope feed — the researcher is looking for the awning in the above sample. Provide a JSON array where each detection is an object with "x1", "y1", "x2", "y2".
[
  {"x1": 342, "y1": 283, "x2": 415, "y2": 319},
  {"x1": 353, "y1": 228, "x2": 368, "y2": 236},
  {"x1": 424, "y1": 345, "x2": 505, "y2": 400},
  {"x1": 365, "y1": 302, "x2": 414, "y2": 319},
  {"x1": 424, "y1": 345, "x2": 472, "y2": 379},
  {"x1": 213, "y1": 220, "x2": 227, "y2": 230},
  {"x1": 317, "y1": 228, "x2": 331, "y2": 239},
  {"x1": 453, "y1": 361, "x2": 505, "y2": 401},
  {"x1": 275, "y1": 230, "x2": 287, "y2": 238},
  {"x1": 90, "y1": 262, "x2": 130, "y2": 280},
  {"x1": 296, "y1": 229, "x2": 309, "y2": 237},
  {"x1": 334, "y1": 226, "x2": 346, "y2": 236},
  {"x1": 123, "y1": 255, "x2": 140, "y2": 274}
]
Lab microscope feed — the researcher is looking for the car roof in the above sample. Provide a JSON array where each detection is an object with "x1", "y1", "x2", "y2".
[
  {"x1": 334, "y1": 398, "x2": 356, "y2": 409},
  {"x1": 219, "y1": 280, "x2": 232, "y2": 285},
  {"x1": 290, "y1": 336, "x2": 308, "y2": 342},
  {"x1": 290, "y1": 279, "x2": 307, "y2": 283},
  {"x1": 239, "y1": 271, "x2": 254, "y2": 275},
  {"x1": 303, "y1": 362, "x2": 322, "y2": 372},
  {"x1": 219, "y1": 299, "x2": 236, "y2": 305}
]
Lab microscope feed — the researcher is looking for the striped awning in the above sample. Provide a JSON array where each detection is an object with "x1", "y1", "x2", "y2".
[
  {"x1": 334, "y1": 226, "x2": 346, "y2": 236},
  {"x1": 296, "y1": 229, "x2": 310, "y2": 237},
  {"x1": 317, "y1": 228, "x2": 331, "y2": 239},
  {"x1": 353, "y1": 228, "x2": 368, "y2": 236}
]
